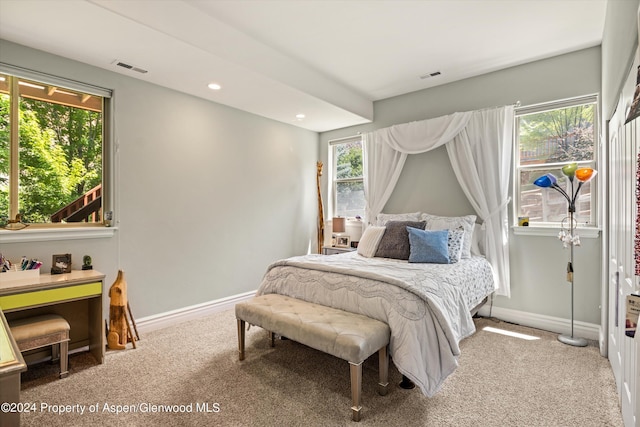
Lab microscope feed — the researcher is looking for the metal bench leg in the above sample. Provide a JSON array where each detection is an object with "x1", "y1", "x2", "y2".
[
  {"x1": 237, "y1": 319, "x2": 245, "y2": 361},
  {"x1": 59, "y1": 341, "x2": 69, "y2": 379},
  {"x1": 378, "y1": 345, "x2": 389, "y2": 396},
  {"x1": 349, "y1": 361, "x2": 362, "y2": 422}
]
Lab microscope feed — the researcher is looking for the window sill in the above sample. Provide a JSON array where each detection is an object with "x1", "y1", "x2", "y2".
[
  {"x1": 0, "y1": 226, "x2": 117, "y2": 243},
  {"x1": 512, "y1": 225, "x2": 600, "y2": 238}
]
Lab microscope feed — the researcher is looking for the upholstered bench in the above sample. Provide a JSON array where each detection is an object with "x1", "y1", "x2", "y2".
[
  {"x1": 235, "y1": 294, "x2": 390, "y2": 422},
  {"x1": 8, "y1": 314, "x2": 70, "y2": 379}
]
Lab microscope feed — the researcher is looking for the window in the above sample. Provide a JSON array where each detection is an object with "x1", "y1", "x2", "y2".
[
  {"x1": 0, "y1": 65, "x2": 111, "y2": 228},
  {"x1": 515, "y1": 95, "x2": 598, "y2": 227},
  {"x1": 329, "y1": 136, "x2": 364, "y2": 218}
]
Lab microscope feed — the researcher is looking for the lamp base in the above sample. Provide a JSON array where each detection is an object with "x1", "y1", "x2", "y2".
[{"x1": 558, "y1": 334, "x2": 588, "y2": 347}]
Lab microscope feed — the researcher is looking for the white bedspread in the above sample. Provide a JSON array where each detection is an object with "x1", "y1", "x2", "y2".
[{"x1": 256, "y1": 251, "x2": 495, "y2": 397}]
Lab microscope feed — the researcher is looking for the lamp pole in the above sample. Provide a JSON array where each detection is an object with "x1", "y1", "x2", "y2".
[
  {"x1": 534, "y1": 164, "x2": 595, "y2": 347},
  {"x1": 558, "y1": 188, "x2": 587, "y2": 347}
]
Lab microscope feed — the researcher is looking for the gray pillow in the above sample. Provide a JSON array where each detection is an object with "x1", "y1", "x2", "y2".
[{"x1": 374, "y1": 220, "x2": 426, "y2": 260}]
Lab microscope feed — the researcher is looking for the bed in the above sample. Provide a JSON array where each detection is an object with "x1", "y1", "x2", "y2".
[{"x1": 255, "y1": 213, "x2": 496, "y2": 397}]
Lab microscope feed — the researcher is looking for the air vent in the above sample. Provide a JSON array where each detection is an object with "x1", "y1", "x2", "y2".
[
  {"x1": 114, "y1": 60, "x2": 148, "y2": 74},
  {"x1": 419, "y1": 71, "x2": 441, "y2": 79}
]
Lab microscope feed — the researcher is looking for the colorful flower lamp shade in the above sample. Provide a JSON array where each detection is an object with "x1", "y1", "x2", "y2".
[{"x1": 533, "y1": 163, "x2": 597, "y2": 347}]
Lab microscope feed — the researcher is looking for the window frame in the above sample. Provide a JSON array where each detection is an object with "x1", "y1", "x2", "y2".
[
  {"x1": 328, "y1": 135, "x2": 364, "y2": 219},
  {"x1": 513, "y1": 94, "x2": 600, "y2": 230},
  {"x1": 0, "y1": 63, "x2": 113, "y2": 231}
]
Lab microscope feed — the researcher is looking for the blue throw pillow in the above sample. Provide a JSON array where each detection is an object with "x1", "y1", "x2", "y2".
[{"x1": 407, "y1": 227, "x2": 450, "y2": 264}]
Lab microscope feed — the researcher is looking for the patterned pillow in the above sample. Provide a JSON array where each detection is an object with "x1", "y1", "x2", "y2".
[
  {"x1": 375, "y1": 212, "x2": 421, "y2": 226},
  {"x1": 357, "y1": 226, "x2": 386, "y2": 258},
  {"x1": 407, "y1": 228, "x2": 450, "y2": 264},
  {"x1": 374, "y1": 220, "x2": 426, "y2": 260},
  {"x1": 447, "y1": 227, "x2": 465, "y2": 263},
  {"x1": 420, "y1": 213, "x2": 476, "y2": 259}
]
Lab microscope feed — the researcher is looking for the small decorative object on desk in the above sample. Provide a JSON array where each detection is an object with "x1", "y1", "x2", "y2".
[
  {"x1": 1, "y1": 253, "x2": 11, "y2": 272},
  {"x1": 0, "y1": 254, "x2": 42, "y2": 282},
  {"x1": 51, "y1": 253, "x2": 72, "y2": 274},
  {"x1": 82, "y1": 255, "x2": 93, "y2": 270}
]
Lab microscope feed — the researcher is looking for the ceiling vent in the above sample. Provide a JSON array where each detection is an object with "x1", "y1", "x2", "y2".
[
  {"x1": 113, "y1": 60, "x2": 148, "y2": 74},
  {"x1": 419, "y1": 71, "x2": 441, "y2": 79}
]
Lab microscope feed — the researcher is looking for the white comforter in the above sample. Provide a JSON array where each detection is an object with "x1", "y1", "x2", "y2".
[{"x1": 256, "y1": 251, "x2": 495, "y2": 397}]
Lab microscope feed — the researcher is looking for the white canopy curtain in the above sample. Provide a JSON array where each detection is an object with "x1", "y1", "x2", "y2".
[{"x1": 362, "y1": 105, "x2": 514, "y2": 296}]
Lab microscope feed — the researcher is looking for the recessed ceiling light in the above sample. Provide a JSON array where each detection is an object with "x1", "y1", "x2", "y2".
[
  {"x1": 208, "y1": 83, "x2": 221, "y2": 90},
  {"x1": 296, "y1": 113, "x2": 305, "y2": 120}
]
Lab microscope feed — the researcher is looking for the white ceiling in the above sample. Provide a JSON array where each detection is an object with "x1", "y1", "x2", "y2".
[{"x1": 0, "y1": 0, "x2": 607, "y2": 132}]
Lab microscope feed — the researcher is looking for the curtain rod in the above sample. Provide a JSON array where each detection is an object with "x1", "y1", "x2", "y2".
[
  {"x1": 328, "y1": 134, "x2": 362, "y2": 145},
  {"x1": 475, "y1": 101, "x2": 520, "y2": 112}
]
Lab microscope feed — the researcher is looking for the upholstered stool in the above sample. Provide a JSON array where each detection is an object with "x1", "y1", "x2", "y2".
[
  {"x1": 9, "y1": 314, "x2": 70, "y2": 379},
  {"x1": 236, "y1": 294, "x2": 390, "y2": 421}
]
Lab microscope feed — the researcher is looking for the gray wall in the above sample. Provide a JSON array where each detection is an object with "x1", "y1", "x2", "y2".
[
  {"x1": 602, "y1": 0, "x2": 640, "y2": 121},
  {"x1": 321, "y1": 47, "x2": 603, "y2": 324},
  {"x1": 0, "y1": 40, "x2": 319, "y2": 318}
]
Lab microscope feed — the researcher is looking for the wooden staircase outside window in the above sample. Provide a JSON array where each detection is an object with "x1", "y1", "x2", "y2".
[{"x1": 50, "y1": 184, "x2": 102, "y2": 223}]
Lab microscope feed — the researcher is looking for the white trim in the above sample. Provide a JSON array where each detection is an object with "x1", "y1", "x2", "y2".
[
  {"x1": 512, "y1": 226, "x2": 600, "y2": 238},
  {"x1": 515, "y1": 93, "x2": 599, "y2": 117},
  {"x1": 0, "y1": 226, "x2": 117, "y2": 243},
  {"x1": 328, "y1": 134, "x2": 361, "y2": 145},
  {"x1": 478, "y1": 305, "x2": 600, "y2": 341},
  {"x1": 135, "y1": 290, "x2": 256, "y2": 334},
  {"x1": 0, "y1": 62, "x2": 112, "y2": 98}
]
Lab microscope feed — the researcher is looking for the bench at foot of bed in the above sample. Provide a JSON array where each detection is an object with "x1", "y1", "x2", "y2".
[{"x1": 235, "y1": 293, "x2": 391, "y2": 422}]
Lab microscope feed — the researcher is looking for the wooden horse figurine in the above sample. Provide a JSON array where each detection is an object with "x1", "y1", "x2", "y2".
[{"x1": 107, "y1": 270, "x2": 130, "y2": 350}]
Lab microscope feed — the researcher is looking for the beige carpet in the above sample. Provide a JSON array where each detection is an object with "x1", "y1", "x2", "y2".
[{"x1": 18, "y1": 310, "x2": 623, "y2": 426}]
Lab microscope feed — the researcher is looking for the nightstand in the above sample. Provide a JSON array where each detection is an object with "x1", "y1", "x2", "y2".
[{"x1": 322, "y1": 246, "x2": 356, "y2": 255}]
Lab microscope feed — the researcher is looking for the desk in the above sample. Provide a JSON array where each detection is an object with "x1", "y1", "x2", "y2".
[{"x1": 0, "y1": 270, "x2": 105, "y2": 364}]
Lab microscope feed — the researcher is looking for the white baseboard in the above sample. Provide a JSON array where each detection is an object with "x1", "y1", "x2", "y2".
[
  {"x1": 135, "y1": 291, "x2": 256, "y2": 335},
  {"x1": 134, "y1": 292, "x2": 601, "y2": 342},
  {"x1": 477, "y1": 305, "x2": 601, "y2": 341}
]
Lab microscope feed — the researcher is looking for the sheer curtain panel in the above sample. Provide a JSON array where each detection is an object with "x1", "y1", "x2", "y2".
[{"x1": 362, "y1": 106, "x2": 514, "y2": 296}]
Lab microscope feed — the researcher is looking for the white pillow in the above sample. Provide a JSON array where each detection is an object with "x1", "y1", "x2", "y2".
[
  {"x1": 375, "y1": 212, "x2": 421, "y2": 226},
  {"x1": 420, "y1": 213, "x2": 476, "y2": 259},
  {"x1": 357, "y1": 226, "x2": 386, "y2": 258}
]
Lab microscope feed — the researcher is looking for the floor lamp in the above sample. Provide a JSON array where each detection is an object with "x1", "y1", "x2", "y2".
[{"x1": 533, "y1": 163, "x2": 597, "y2": 347}]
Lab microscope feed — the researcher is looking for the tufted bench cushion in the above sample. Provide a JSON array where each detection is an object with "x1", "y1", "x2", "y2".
[
  {"x1": 236, "y1": 294, "x2": 390, "y2": 421},
  {"x1": 9, "y1": 314, "x2": 70, "y2": 379}
]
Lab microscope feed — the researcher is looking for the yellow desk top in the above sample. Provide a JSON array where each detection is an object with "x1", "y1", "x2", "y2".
[{"x1": 0, "y1": 270, "x2": 105, "y2": 296}]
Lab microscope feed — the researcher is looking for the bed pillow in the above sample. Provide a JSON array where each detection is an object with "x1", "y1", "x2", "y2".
[
  {"x1": 374, "y1": 220, "x2": 426, "y2": 260},
  {"x1": 357, "y1": 226, "x2": 386, "y2": 258},
  {"x1": 420, "y1": 213, "x2": 476, "y2": 259},
  {"x1": 375, "y1": 212, "x2": 421, "y2": 226},
  {"x1": 447, "y1": 227, "x2": 465, "y2": 263},
  {"x1": 407, "y1": 228, "x2": 450, "y2": 264}
]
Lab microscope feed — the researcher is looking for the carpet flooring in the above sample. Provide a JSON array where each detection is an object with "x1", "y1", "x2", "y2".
[{"x1": 17, "y1": 310, "x2": 623, "y2": 426}]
